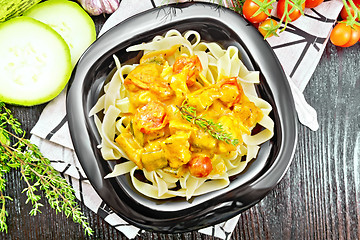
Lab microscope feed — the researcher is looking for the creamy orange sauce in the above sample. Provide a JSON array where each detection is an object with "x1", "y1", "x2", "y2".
[{"x1": 115, "y1": 49, "x2": 263, "y2": 178}]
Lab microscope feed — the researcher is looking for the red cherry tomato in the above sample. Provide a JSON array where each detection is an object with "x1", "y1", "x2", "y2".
[
  {"x1": 252, "y1": 22, "x2": 260, "y2": 29},
  {"x1": 305, "y1": 0, "x2": 324, "y2": 8},
  {"x1": 277, "y1": 0, "x2": 305, "y2": 22},
  {"x1": 342, "y1": 24, "x2": 360, "y2": 47},
  {"x1": 243, "y1": 0, "x2": 273, "y2": 24},
  {"x1": 258, "y1": 19, "x2": 278, "y2": 38},
  {"x1": 188, "y1": 155, "x2": 213, "y2": 178},
  {"x1": 340, "y1": 2, "x2": 360, "y2": 21},
  {"x1": 330, "y1": 22, "x2": 360, "y2": 47},
  {"x1": 330, "y1": 23, "x2": 352, "y2": 46}
]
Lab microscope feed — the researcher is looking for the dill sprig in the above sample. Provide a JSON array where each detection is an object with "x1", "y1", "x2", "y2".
[
  {"x1": 0, "y1": 102, "x2": 93, "y2": 235},
  {"x1": 177, "y1": 101, "x2": 239, "y2": 146}
]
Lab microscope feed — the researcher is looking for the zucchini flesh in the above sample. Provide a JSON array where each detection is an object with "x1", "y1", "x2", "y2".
[
  {"x1": 0, "y1": 17, "x2": 72, "y2": 106},
  {"x1": 24, "y1": 0, "x2": 96, "y2": 67},
  {"x1": 141, "y1": 150, "x2": 167, "y2": 172},
  {"x1": 130, "y1": 120, "x2": 145, "y2": 147}
]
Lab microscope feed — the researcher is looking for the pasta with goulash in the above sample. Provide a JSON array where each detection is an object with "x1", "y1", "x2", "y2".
[{"x1": 89, "y1": 30, "x2": 274, "y2": 200}]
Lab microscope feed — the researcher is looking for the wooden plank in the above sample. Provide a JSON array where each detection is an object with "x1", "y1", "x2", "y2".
[{"x1": 1, "y1": 16, "x2": 359, "y2": 240}]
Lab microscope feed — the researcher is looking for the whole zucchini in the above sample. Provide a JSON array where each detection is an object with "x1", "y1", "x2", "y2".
[{"x1": 0, "y1": 0, "x2": 42, "y2": 22}]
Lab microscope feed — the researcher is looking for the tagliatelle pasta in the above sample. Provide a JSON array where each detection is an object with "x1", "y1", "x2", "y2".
[{"x1": 89, "y1": 29, "x2": 274, "y2": 200}]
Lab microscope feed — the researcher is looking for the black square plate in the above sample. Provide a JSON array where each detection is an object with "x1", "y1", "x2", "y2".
[{"x1": 66, "y1": 2, "x2": 297, "y2": 233}]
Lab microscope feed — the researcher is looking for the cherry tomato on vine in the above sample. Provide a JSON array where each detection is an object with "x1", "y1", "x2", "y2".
[
  {"x1": 277, "y1": 0, "x2": 305, "y2": 22},
  {"x1": 330, "y1": 22, "x2": 360, "y2": 47},
  {"x1": 330, "y1": 23, "x2": 351, "y2": 46},
  {"x1": 188, "y1": 155, "x2": 213, "y2": 178},
  {"x1": 305, "y1": 0, "x2": 324, "y2": 8},
  {"x1": 258, "y1": 19, "x2": 279, "y2": 38},
  {"x1": 340, "y1": 2, "x2": 360, "y2": 21},
  {"x1": 252, "y1": 22, "x2": 260, "y2": 29},
  {"x1": 342, "y1": 24, "x2": 360, "y2": 47},
  {"x1": 243, "y1": 0, "x2": 273, "y2": 24}
]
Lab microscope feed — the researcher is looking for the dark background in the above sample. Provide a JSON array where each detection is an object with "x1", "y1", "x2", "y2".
[{"x1": 1, "y1": 13, "x2": 360, "y2": 240}]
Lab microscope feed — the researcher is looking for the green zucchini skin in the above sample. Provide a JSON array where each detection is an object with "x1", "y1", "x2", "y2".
[
  {"x1": 0, "y1": 0, "x2": 42, "y2": 22},
  {"x1": 24, "y1": 0, "x2": 96, "y2": 67}
]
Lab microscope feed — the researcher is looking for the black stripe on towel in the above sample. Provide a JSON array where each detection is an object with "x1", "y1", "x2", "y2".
[
  {"x1": 97, "y1": 201, "x2": 114, "y2": 219},
  {"x1": 112, "y1": 223, "x2": 131, "y2": 228},
  {"x1": 220, "y1": 225, "x2": 232, "y2": 240},
  {"x1": 50, "y1": 160, "x2": 65, "y2": 163},
  {"x1": 76, "y1": 166, "x2": 87, "y2": 203},
  {"x1": 305, "y1": 8, "x2": 336, "y2": 24},
  {"x1": 67, "y1": 175, "x2": 73, "y2": 187},
  {"x1": 150, "y1": 0, "x2": 156, "y2": 8},
  {"x1": 270, "y1": 20, "x2": 327, "y2": 78},
  {"x1": 45, "y1": 114, "x2": 68, "y2": 140},
  {"x1": 60, "y1": 163, "x2": 72, "y2": 178}
]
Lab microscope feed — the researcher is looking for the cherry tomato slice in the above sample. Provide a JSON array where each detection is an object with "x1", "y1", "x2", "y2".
[
  {"x1": 188, "y1": 155, "x2": 213, "y2": 178},
  {"x1": 173, "y1": 55, "x2": 202, "y2": 86},
  {"x1": 134, "y1": 101, "x2": 168, "y2": 134}
]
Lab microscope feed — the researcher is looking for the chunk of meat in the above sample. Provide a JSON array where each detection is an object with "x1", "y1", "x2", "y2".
[
  {"x1": 161, "y1": 132, "x2": 192, "y2": 169},
  {"x1": 233, "y1": 101, "x2": 263, "y2": 128},
  {"x1": 217, "y1": 77, "x2": 245, "y2": 107},
  {"x1": 124, "y1": 63, "x2": 174, "y2": 99}
]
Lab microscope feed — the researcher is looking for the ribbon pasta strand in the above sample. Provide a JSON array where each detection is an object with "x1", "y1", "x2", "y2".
[{"x1": 89, "y1": 30, "x2": 274, "y2": 200}]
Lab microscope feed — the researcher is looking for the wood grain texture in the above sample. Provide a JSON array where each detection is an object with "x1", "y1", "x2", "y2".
[{"x1": 1, "y1": 14, "x2": 359, "y2": 240}]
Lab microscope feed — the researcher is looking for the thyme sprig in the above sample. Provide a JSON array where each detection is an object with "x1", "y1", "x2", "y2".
[
  {"x1": 0, "y1": 102, "x2": 93, "y2": 235},
  {"x1": 177, "y1": 101, "x2": 239, "y2": 146}
]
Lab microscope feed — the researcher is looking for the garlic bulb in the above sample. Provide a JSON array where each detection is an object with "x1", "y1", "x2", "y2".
[{"x1": 77, "y1": 0, "x2": 120, "y2": 16}]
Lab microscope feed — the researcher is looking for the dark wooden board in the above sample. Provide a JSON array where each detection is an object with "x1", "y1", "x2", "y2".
[{"x1": 1, "y1": 13, "x2": 359, "y2": 240}]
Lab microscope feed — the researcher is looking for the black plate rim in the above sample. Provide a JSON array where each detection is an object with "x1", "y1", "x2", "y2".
[{"x1": 66, "y1": 2, "x2": 298, "y2": 233}]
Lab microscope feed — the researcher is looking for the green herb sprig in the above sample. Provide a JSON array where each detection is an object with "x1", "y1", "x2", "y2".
[
  {"x1": 0, "y1": 102, "x2": 93, "y2": 235},
  {"x1": 177, "y1": 101, "x2": 239, "y2": 146}
]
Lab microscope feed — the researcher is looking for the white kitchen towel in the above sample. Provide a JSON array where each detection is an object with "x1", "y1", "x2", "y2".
[{"x1": 30, "y1": 0, "x2": 343, "y2": 239}]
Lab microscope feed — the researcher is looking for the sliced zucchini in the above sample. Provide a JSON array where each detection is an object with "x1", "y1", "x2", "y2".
[
  {"x1": 24, "y1": 0, "x2": 96, "y2": 67},
  {"x1": 0, "y1": 17, "x2": 71, "y2": 106},
  {"x1": 162, "y1": 166, "x2": 186, "y2": 178},
  {"x1": 129, "y1": 120, "x2": 145, "y2": 147},
  {"x1": 141, "y1": 149, "x2": 168, "y2": 172}
]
